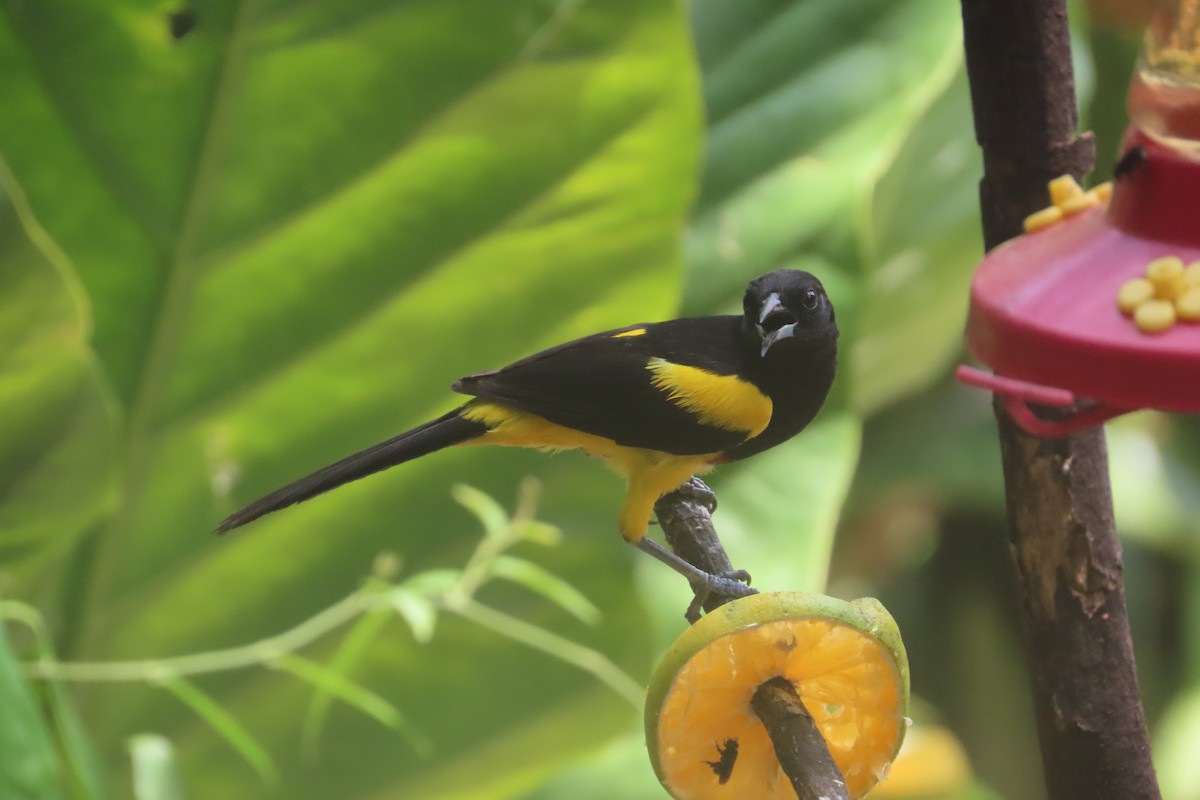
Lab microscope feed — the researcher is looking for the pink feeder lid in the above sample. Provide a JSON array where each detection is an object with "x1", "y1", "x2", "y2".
[{"x1": 961, "y1": 127, "x2": 1200, "y2": 435}]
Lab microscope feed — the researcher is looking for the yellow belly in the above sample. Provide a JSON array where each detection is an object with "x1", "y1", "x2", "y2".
[{"x1": 460, "y1": 402, "x2": 717, "y2": 541}]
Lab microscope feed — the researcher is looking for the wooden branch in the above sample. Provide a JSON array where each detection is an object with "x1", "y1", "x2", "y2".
[
  {"x1": 752, "y1": 677, "x2": 850, "y2": 800},
  {"x1": 654, "y1": 477, "x2": 752, "y2": 618},
  {"x1": 960, "y1": 1, "x2": 1162, "y2": 797},
  {"x1": 654, "y1": 481, "x2": 849, "y2": 800},
  {"x1": 960, "y1": 0, "x2": 1095, "y2": 252},
  {"x1": 994, "y1": 412, "x2": 1161, "y2": 799}
]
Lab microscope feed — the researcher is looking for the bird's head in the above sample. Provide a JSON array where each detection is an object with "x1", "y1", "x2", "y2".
[{"x1": 742, "y1": 270, "x2": 837, "y2": 358}]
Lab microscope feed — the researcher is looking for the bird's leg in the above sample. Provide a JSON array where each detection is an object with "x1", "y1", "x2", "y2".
[
  {"x1": 632, "y1": 537, "x2": 756, "y2": 623},
  {"x1": 649, "y1": 476, "x2": 758, "y2": 622}
]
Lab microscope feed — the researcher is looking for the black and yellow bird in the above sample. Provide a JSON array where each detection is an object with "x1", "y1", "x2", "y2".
[{"x1": 217, "y1": 269, "x2": 837, "y2": 590}]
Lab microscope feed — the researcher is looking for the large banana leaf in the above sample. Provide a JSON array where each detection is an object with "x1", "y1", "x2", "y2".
[{"x1": 0, "y1": 0, "x2": 700, "y2": 797}]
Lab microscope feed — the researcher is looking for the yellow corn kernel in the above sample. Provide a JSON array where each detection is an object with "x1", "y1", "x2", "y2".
[
  {"x1": 1117, "y1": 278, "x2": 1155, "y2": 314},
  {"x1": 1177, "y1": 288, "x2": 1200, "y2": 321},
  {"x1": 1147, "y1": 256, "x2": 1186, "y2": 299},
  {"x1": 1135, "y1": 299, "x2": 1177, "y2": 333},
  {"x1": 1087, "y1": 182, "x2": 1113, "y2": 204},
  {"x1": 1059, "y1": 192, "x2": 1098, "y2": 216},
  {"x1": 1023, "y1": 206, "x2": 1064, "y2": 233},
  {"x1": 1048, "y1": 175, "x2": 1084, "y2": 205},
  {"x1": 1184, "y1": 261, "x2": 1200, "y2": 287}
]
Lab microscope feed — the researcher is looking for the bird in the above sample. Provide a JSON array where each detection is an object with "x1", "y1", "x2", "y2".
[{"x1": 216, "y1": 269, "x2": 838, "y2": 592}]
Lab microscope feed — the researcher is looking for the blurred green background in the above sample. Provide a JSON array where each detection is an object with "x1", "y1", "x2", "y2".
[{"x1": 2, "y1": 0, "x2": 1198, "y2": 798}]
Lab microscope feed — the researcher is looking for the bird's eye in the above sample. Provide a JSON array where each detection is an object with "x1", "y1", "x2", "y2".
[{"x1": 801, "y1": 288, "x2": 819, "y2": 310}]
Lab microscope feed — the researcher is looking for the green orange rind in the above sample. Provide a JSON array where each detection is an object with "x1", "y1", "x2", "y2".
[{"x1": 645, "y1": 591, "x2": 910, "y2": 799}]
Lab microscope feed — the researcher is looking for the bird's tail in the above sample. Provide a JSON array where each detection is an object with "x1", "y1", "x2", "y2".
[{"x1": 215, "y1": 407, "x2": 487, "y2": 534}]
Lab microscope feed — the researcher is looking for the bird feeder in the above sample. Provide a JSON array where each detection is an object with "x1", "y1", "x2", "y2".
[
  {"x1": 644, "y1": 592, "x2": 909, "y2": 800},
  {"x1": 957, "y1": 2, "x2": 1200, "y2": 436}
]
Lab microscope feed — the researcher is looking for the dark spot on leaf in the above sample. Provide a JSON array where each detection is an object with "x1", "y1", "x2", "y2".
[
  {"x1": 705, "y1": 738, "x2": 738, "y2": 785},
  {"x1": 168, "y1": 9, "x2": 197, "y2": 40}
]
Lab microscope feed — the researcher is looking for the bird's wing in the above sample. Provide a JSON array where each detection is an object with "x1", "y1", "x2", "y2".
[{"x1": 452, "y1": 318, "x2": 771, "y2": 455}]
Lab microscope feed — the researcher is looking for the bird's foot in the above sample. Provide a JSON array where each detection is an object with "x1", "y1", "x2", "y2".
[
  {"x1": 683, "y1": 568, "x2": 755, "y2": 624},
  {"x1": 672, "y1": 476, "x2": 718, "y2": 513},
  {"x1": 632, "y1": 537, "x2": 756, "y2": 623}
]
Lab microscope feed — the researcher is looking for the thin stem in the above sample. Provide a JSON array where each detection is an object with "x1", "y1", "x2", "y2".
[
  {"x1": 5, "y1": 591, "x2": 375, "y2": 682},
  {"x1": 3, "y1": 482, "x2": 641, "y2": 716},
  {"x1": 449, "y1": 599, "x2": 643, "y2": 708},
  {"x1": 450, "y1": 480, "x2": 541, "y2": 603}
]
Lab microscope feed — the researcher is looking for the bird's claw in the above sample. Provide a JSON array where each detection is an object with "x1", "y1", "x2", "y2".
[
  {"x1": 722, "y1": 568, "x2": 752, "y2": 584},
  {"x1": 676, "y1": 476, "x2": 718, "y2": 513},
  {"x1": 631, "y1": 537, "x2": 754, "y2": 623},
  {"x1": 685, "y1": 568, "x2": 756, "y2": 624}
]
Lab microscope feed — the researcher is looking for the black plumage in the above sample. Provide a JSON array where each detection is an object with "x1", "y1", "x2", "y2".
[{"x1": 216, "y1": 269, "x2": 838, "y2": 547}]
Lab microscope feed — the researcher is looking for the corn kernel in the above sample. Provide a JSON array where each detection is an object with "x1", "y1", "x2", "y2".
[
  {"x1": 1087, "y1": 182, "x2": 1113, "y2": 204},
  {"x1": 1117, "y1": 278, "x2": 1155, "y2": 314},
  {"x1": 1177, "y1": 288, "x2": 1200, "y2": 321},
  {"x1": 1147, "y1": 256, "x2": 1186, "y2": 299},
  {"x1": 1023, "y1": 206, "x2": 1063, "y2": 233},
  {"x1": 1135, "y1": 299, "x2": 1177, "y2": 333},
  {"x1": 1059, "y1": 193, "x2": 1097, "y2": 216},
  {"x1": 1184, "y1": 261, "x2": 1200, "y2": 286},
  {"x1": 1048, "y1": 175, "x2": 1084, "y2": 206}
]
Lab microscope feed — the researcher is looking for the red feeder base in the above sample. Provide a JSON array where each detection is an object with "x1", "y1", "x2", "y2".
[{"x1": 961, "y1": 128, "x2": 1200, "y2": 436}]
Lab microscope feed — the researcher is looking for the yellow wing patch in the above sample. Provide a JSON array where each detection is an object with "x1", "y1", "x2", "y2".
[
  {"x1": 612, "y1": 327, "x2": 647, "y2": 338},
  {"x1": 646, "y1": 358, "x2": 772, "y2": 437}
]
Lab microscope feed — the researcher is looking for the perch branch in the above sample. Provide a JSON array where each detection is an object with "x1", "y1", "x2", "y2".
[
  {"x1": 960, "y1": 1, "x2": 1161, "y2": 797},
  {"x1": 654, "y1": 477, "x2": 758, "y2": 621},
  {"x1": 654, "y1": 480, "x2": 848, "y2": 800},
  {"x1": 752, "y1": 677, "x2": 850, "y2": 800}
]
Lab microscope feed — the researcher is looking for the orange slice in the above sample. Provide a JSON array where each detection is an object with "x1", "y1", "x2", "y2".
[{"x1": 646, "y1": 592, "x2": 910, "y2": 799}]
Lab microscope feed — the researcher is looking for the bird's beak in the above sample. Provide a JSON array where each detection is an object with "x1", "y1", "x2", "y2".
[
  {"x1": 757, "y1": 292, "x2": 796, "y2": 356},
  {"x1": 760, "y1": 323, "x2": 796, "y2": 357},
  {"x1": 758, "y1": 292, "x2": 784, "y2": 325}
]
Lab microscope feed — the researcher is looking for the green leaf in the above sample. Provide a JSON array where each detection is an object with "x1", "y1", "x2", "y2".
[
  {"x1": 491, "y1": 555, "x2": 602, "y2": 625},
  {"x1": 848, "y1": 65, "x2": 982, "y2": 413},
  {"x1": 452, "y1": 600, "x2": 642, "y2": 708},
  {"x1": 299, "y1": 608, "x2": 392, "y2": 754},
  {"x1": 0, "y1": 602, "x2": 108, "y2": 799},
  {"x1": 273, "y1": 654, "x2": 404, "y2": 733},
  {"x1": 42, "y1": 679, "x2": 108, "y2": 800},
  {"x1": 387, "y1": 588, "x2": 439, "y2": 643},
  {"x1": 452, "y1": 484, "x2": 513, "y2": 541},
  {"x1": 0, "y1": 0, "x2": 689, "y2": 795},
  {"x1": 1155, "y1": 683, "x2": 1200, "y2": 800},
  {"x1": 512, "y1": 520, "x2": 564, "y2": 547},
  {"x1": 0, "y1": 170, "x2": 114, "y2": 594},
  {"x1": 1107, "y1": 414, "x2": 1200, "y2": 552},
  {"x1": 128, "y1": 735, "x2": 184, "y2": 800},
  {"x1": 0, "y1": 622, "x2": 63, "y2": 800},
  {"x1": 398, "y1": 569, "x2": 462, "y2": 601},
  {"x1": 155, "y1": 677, "x2": 276, "y2": 785},
  {"x1": 518, "y1": 728, "x2": 661, "y2": 800}
]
